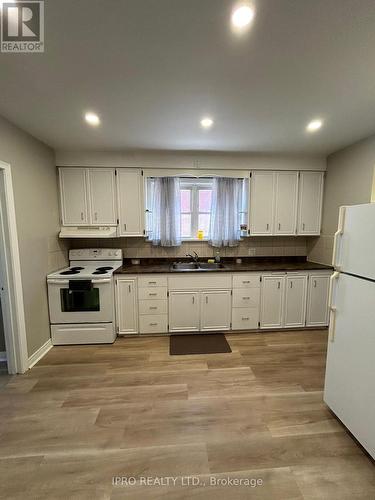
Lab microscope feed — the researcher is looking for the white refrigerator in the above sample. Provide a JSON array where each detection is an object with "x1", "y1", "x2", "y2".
[{"x1": 324, "y1": 203, "x2": 375, "y2": 459}]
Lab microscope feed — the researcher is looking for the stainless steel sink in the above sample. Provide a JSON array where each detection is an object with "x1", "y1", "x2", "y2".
[{"x1": 171, "y1": 262, "x2": 225, "y2": 271}]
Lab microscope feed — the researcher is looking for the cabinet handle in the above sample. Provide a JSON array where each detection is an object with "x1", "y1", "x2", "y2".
[
  {"x1": 277, "y1": 282, "x2": 280, "y2": 289},
  {"x1": 148, "y1": 281, "x2": 157, "y2": 284},
  {"x1": 302, "y1": 223, "x2": 305, "y2": 230},
  {"x1": 243, "y1": 296, "x2": 250, "y2": 300},
  {"x1": 128, "y1": 285, "x2": 131, "y2": 293},
  {"x1": 150, "y1": 306, "x2": 157, "y2": 310},
  {"x1": 149, "y1": 292, "x2": 157, "y2": 296},
  {"x1": 290, "y1": 281, "x2": 293, "y2": 289},
  {"x1": 242, "y1": 317, "x2": 249, "y2": 321},
  {"x1": 242, "y1": 280, "x2": 250, "y2": 284},
  {"x1": 266, "y1": 223, "x2": 269, "y2": 230},
  {"x1": 278, "y1": 223, "x2": 281, "y2": 230},
  {"x1": 94, "y1": 212, "x2": 98, "y2": 221},
  {"x1": 80, "y1": 212, "x2": 84, "y2": 220},
  {"x1": 192, "y1": 296, "x2": 195, "y2": 304},
  {"x1": 124, "y1": 223, "x2": 127, "y2": 232},
  {"x1": 150, "y1": 323, "x2": 158, "y2": 326},
  {"x1": 313, "y1": 280, "x2": 317, "y2": 288}
]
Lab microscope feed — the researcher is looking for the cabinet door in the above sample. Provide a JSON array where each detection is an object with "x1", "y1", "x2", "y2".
[
  {"x1": 250, "y1": 171, "x2": 275, "y2": 235},
  {"x1": 306, "y1": 274, "x2": 330, "y2": 326},
  {"x1": 297, "y1": 172, "x2": 324, "y2": 235},
  {"x1": 116, "y1": 279, "x2": 138, "y2": 334},
  {"x1": 284, "y1": 274, "x2": 308, "y2": 327},
  {"x1": 59, "y1": 168, "x2": 89, "y2": 225},
  {"x1": 169, "y1": 291, "x2": 200, "y2": 332},
  {"x1": 260, "y1": 275, "x2": 285, "y2": 329},
  {"x1": 88, "y1": 169, "x2": 116, "y2": 225},
  {"x1": 274, "y1": 172, "x2": 299, "y2": 235},
  {"x1": 201, "y1": 290, "x2": 231, "y2": 331},
  {"x1": 117, "y1": 169, "x2": 144, "y2": 236}
]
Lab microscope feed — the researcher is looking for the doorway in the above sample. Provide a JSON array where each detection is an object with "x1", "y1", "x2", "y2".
[{"x1": 0, "y1": 160, "x2": 28, "y2": 374}]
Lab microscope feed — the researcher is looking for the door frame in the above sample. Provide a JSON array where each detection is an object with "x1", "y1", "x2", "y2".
[{"x1": 0, "y1": 160, "x2": 28, "y2": 374}]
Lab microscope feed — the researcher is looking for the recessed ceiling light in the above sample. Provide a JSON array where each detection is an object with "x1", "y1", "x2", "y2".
[
  {"x1": 84, "y1": 112, "x2": 100, "y2": 126},
  {"x1": 306, "y1": 119, "x2": 323, "y2": 132},
  {"x1": 231, "y1": 4, "x2": 255, "y2": 29},
  {"x1": 200, "y1": 117, "x2": 214, "y2": 129}
]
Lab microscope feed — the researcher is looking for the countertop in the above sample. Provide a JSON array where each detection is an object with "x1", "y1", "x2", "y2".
[{"x1": 114, "y1": 257, "x2": 333, "y2": 275}]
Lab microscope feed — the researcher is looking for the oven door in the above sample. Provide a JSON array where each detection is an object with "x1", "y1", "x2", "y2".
[{"x1": 47, "y1": 278, "x2": 113, "y2": 324}]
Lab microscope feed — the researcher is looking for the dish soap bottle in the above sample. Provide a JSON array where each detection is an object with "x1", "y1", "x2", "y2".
[{"x1": 214, "y1": 250, "x2": 221, "y2": 263}]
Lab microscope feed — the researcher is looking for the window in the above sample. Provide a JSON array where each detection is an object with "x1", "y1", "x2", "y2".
[{"x1": 180, "y1": 178, "x2": 212, "y2": 239}]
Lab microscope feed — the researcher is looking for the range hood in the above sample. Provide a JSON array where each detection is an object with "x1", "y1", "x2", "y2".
[{"x1": 59, "y1": 226, "x2": 118, "y2": 238}]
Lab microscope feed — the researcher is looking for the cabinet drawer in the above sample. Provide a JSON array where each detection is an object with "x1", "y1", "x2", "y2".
[
  {"x1": 233, "y1": 274, "x2": 261, "y2": 288},
  {"x1": 232, "y1": 288, "x2": 260, "y2": 308},
  {"x1": 138, "y1": 287, "x2": 167, "y2": 300},
  {"x1": 138, "y1": 276, "x2": 168, "y2": 288},
  {"x1": 139, "y1": 299, "x2": 167, "y2": 315},
  {"x1": 139, "y1": 315, "x2": 168, "y2": 334},
  {"x1": 231, "y1": 308, "x2": 259, "y2": 330}
]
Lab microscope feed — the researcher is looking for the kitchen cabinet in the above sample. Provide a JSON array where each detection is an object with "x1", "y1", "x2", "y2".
[
  {"x1": 297, "y1": 172, "x2": 324, "y2": 235},
  {"x1": 168, "y1": 291, "x2": 200, "y2": 332},
  {"x1": 117, "y1": 168, "x2": 145, "y2": 237},
  {"x1": 88, "y1": 168, "x2": 116, "y2": 225},
  {"x1": 260, "y1": 275, "x2": 285, "y2": 329},
  {"x1": 59, "y1": 168, "x2": 89, "y2": 225},
  {"x1": 116, "y1": 278, "x2": 138, "y2": 334},
  {"x1": 284, "y1": 274, "x2": 308, "y2": 327},
  {"x1": 306, "y1": 273, "x2": 330, "y2": 326},
  {"x1": 59, "y1": 167, "x2": 116, "y2": 226},
  {"x1": 274, "y1": 171, "x2": 299, "y2": 235},
  {"x1": 250, "y1": 171, "x2": 275, "y2": 235},
  {"x1": 201, "y1": 290, "x2": 231, "y2": 331}
]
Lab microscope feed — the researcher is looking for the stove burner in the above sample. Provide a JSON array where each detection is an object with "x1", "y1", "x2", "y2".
[
  {"x1": 70, "y1": 267, "x2": 84, "y2": 271},
  {"x1": 96, "y1": 266, "x2": 113, "y2": 271},
  {"x1": 59, "y1": 269, "x2": 80, "y2": 275},
  {"x1": 93, "y1": 270, "x2": 107, "y2": 275}
]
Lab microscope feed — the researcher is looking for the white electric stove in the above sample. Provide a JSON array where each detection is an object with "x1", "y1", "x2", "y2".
[{"x1": 47, "y1": 248, "x2": 122, "y2": 345}]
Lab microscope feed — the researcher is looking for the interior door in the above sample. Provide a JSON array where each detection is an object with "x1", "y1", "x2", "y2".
[
  {"x1": 324, "y1": 272, "x2": 375, "y2": 458},
  {"x1": 306, "y1": 274, "x2": 330, "y2": 326},
  {"x1": 297, "y1": 171, "x2": 324, "y2": 235},
  {"x1": 117, "y1": 169, "x2": 144, "y2": 236},
  {"x1": 250, "y1": 171, "x2": 275, "y2": 235},
  {"x1": 201, "y1": 290, "x2": 231, "y2": 331},
  {"x1": 274, "y1": 172, "x2": 298, "y2": 235},
  {"x1": 116, "y1": 279, "x2": 138, "y2": 334},
  {"x1": 168, "y1": 291, "x2": 200, "y2": 332},
  {"x1": 88, "y1": 169, "x2": 116, "y2": 225},
  {"x1": 283, "y1": 274, "x2": 307, "y2": 327},
  {"x1": 260, "y1": 275, "x2": 285, "y2": 329},
  {"x1": 59, "y1": 168, "x2": 89, "y2": 225}
]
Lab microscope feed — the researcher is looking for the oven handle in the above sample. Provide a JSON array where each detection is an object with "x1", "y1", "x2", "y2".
[{"x1": 47, "y1": 278, "x2": 112, "y2": 285}]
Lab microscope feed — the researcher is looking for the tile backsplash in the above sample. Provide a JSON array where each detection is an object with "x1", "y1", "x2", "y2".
[
  {"x1": 306, "y1": 235, "x2": 334, "y2": 266},
  {"x1": 48, "y1": 234, "x2": 69, "y2": 271},
  {"x1": 69, "y1": 237, "x2": 308, "y2": 259}
]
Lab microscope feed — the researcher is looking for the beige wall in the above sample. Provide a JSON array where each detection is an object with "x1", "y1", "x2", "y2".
[
  {"x1": 0, "y1": 115, "x2": 68, "y2": 358},
  {"x1": 308, "y1": 134, "x2": 375, "y2": 264}
]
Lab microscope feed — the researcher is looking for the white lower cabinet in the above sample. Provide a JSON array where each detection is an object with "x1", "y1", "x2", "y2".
[
  {"x1": 168, "y1": 291, "x2": 200, "y2": 332},
  {"x1": 116, "y1": 278, "x2": 138, "y2": 334},
  {"x1": 231, "y1": 308, "x2": 259, "y2": 330},
  {"x1": 284, "y1": 274, "x2": 308, "y2": 328},
  {"x1": 260, "y1": 275, "x2": 285, "y2": 329},
  {"x1": 306, "y1": 273, "x2": 330, "y2": 326},
  {"x1": 201, "y1": 290, "x2": 231, "y2": 331}
]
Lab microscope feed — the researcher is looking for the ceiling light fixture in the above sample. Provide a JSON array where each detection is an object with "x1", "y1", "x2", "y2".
[
  {"x1": 231, "y1": 4, "x2": 255, "y2": 29},
  {"x1": 200, "y1": 117, "x2": 214, "y2": 129},
  {"x1": 84, "y1": 112, "x2": 100, "y2": 126},
  {"x1": 306, "y1": 119, "x2": 323, "y2": 132}
]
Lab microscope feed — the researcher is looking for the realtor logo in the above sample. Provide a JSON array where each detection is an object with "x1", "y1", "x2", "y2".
[{"x1": 1, "y1": 1, "x2": 44, "y2": 52}]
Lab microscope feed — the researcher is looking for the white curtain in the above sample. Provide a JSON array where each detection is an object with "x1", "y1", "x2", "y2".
[
  {"x1": 209, "y1": 177, "x2": 242, "y2": 247},
  {"x1": 148, "y1": 177, "x2": 181, "y2": 247}
]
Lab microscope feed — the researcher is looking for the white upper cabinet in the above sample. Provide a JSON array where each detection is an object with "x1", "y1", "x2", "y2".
[
  {"x1": 274, "y1": 172, "x2": 299, "y2": 235},
  {"x1": 59, "y1": 168, "x2": 89, "y2": 225},
  {"x1": 283, "y1": 274, "x2": 308, "y2": 327},
  {"x1": 88, "y1": 169, "x2": 116, "y2": 225},
  {"x1": 200, "y1": 290, "x2": 231, "y2": 331},
  {"x1": 297, "y1": 171, "x2": 324, "y2": 235},
  {"x1": 260, "y1": 275, "x2": 285, "y2": 329},
  {"x1": 117, "y1": 169, "x2": 145, "y2": 237},
  {"x1": 59, "y1": 167, "x2": 116, "y2": 226},
  {"x1": 250, "y1": 171, "x2": 275, "y2": 235}
]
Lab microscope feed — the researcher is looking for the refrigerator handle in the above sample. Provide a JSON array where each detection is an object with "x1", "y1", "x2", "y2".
[
  {"x1": 328, "y1": 272, "x2": 339, "y2": 343},
  {"x1": 332, "y1": 206, "x2": 346, "y2": 270}
]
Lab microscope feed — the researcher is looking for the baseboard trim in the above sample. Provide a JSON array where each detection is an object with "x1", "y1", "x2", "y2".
[
  {"x1": 28, "y1": 338, "x2": 52, "y2": 369},
  {"x1": 0, "y1": 351, "x2": 6, "y2": 362}
]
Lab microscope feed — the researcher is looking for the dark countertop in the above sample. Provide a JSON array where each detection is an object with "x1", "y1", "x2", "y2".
[{"x1": 114, "y1": 257, "x2": 333, "y2": 275}]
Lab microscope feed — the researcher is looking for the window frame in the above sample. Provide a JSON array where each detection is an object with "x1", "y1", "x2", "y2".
[{"x1": 180, "y1": 178, "x2": 213, "y2": 240}]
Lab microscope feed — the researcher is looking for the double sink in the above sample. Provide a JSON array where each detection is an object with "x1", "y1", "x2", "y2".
[{"x1": 170, "y1": 262, "x2": 225, "y2": 272}]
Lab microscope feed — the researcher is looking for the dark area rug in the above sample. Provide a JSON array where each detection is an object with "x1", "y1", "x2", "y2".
[{"x1": 170, "y1": 333, "x2": 232, "y2": 355}]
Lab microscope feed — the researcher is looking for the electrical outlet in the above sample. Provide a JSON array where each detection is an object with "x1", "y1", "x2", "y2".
[{"x1": 248, "y1": 248, "x2": 256, "y2": 256}]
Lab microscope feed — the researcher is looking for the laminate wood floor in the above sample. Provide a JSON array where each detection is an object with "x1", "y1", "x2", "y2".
[{"x1": 0, "y1": 330, "x2": 374, "y2": 499}]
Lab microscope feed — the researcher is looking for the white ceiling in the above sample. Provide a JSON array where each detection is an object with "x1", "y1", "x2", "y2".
[{"x1": 1, "y1": 0, "x2": 375, "y2": 155}]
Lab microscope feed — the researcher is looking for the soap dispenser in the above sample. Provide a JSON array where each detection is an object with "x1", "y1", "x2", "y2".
[{"x1": 214, "y1": 250, "x2": 221, "y2": 263}]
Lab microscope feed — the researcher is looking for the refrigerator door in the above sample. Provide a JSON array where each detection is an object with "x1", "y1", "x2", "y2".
[
  {"x1": 324, "y1": 272, "x2": 375, "y2": 458},
  {"x1": 333, "y1": 203, "x2": 375, "y2": 280}
]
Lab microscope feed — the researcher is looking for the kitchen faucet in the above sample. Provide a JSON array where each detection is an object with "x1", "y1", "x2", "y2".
[{"x1": 186, "y1": 251, "x2": 199, "y2": 262}]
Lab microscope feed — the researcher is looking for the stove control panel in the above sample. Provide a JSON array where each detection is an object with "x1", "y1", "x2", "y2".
[{"x1": 69, "y1": 248, "x2": 123, "y2": 261}]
